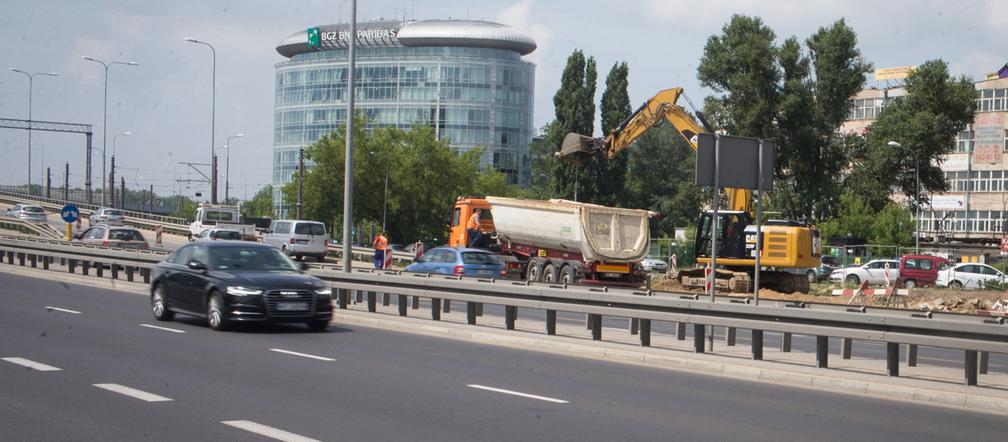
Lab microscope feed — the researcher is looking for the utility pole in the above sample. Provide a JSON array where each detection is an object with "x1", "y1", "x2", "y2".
[
  {"x1": 120, "y1": 177, "x2": 126, "y2": 210},
  {"x1": 109, "y1": 156, "x2": 116, "y2": 208},
  {"x1": 212, "y1": 154, "x2": 218, "y2": 203},
  {"x1": 46, "y1": 167, "x2": 51, "y2": 198},
  {"x1": 149, "y1": 184, "x2": 154, "y2": 213},
  {"x1": 64, "y1": 163, "x2": 69, "y2": 201},
  {"x1": 296, "y1": 147, "x2": 304, "y2": 220}
]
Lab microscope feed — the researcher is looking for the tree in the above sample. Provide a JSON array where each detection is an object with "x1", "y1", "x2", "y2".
[
  {"x1": 845, "y1": 59, "x2": 976, "y2": 211},
  {"x1": 579, "y1": 61, "x2": 631, "y2": 206},
  {"x1": 870, "y1": 203, "x2": 914, "y2": 246},
  {"x1": 243, "y1": 185, "x2": 273, "y2": 218},
  {"x1": 817, "y1": 193, "x2": 876, "y2": 243}
]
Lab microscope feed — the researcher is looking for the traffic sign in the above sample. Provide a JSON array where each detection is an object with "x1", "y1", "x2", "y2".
[{"x1": 61, "y1": 204, "x2": 80, "y2": 223}]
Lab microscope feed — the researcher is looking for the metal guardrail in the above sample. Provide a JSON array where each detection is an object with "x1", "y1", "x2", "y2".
[
  {"x1": 2, "y1": 236, "x2": 1005, "y2": 386},
  {"x1": 0, "y1": 218, "x2": 63, "y2": 239},
  {"x1": 0, "y1": 187, "x2": 191, "y2": 236}
]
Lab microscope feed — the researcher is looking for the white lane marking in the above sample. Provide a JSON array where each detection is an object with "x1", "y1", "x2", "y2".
[
  {"x1": 269, "y1": 348, "x2": 335, "y2": 362},
  {"x1": 222, "y1": 420, "x2": 322, "y2": 442},
  {"x1": 139, "y1": 323, "x2": 186, "y2": 334},
  {"x1": 466, "y1": 384, "x2": 569, "y2": 404},
  {"x1": 92, "y1": 383, "x2": 173, "y2": 402},
  {"x1": 45, "y1": 306, "x2": 81, "y2": 315},
  {"x1": 2, "y1": 357, "x2": 62, "y2": 371}
]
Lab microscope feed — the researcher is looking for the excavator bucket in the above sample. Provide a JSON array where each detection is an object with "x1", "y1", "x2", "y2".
[{"x1": 559, "y1": 133, "x2": 598, "y2": 163}]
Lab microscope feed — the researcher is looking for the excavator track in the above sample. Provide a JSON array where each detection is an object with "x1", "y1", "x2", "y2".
[{"x1": 677, "y1": 267, "x2": 810, "y2": 294}]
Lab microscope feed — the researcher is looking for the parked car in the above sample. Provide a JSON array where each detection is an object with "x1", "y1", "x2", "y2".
[
  {"x1": 74, "y1": 225, "x2": 149, "y2": 249},
  {"x1": 806, "y1": 255, "x2": 842, "y2": 283},
  {"x1": 936, "y1": 262, "x2": 1007, "y2": 290},
  {"x1": 149, "y1": 242, "x2": 332, "y2": 331},
  {"x1": 389, "y1": 243, "x2": 407, "y2": 253},
  {"x1": 639, "y1": 257, "x2": 669, "y2": 273},
  {"x1": 6, "y1": 203, "x2": 47, "y2": 222},
  {"x1": 192, "y1": 228, "x2": 243, "y2": 242},
  {"x1": 88, "y1": 207, "x2": 124, "y2": 226},
  {"x1": 405, "y1": 247, "x2": 506, "y2": 277},
  {"x1": 829, "y1": 259, "x2": 901, "y2": 285},
  {"x1": 896, "y1": 254, "x2": 950, "y2": 288},
  {"x1": 263, "y1": 219, "x2": 329, "y2": 262}
]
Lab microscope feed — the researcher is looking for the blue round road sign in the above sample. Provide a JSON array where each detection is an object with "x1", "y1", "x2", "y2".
[{"x1": 61, "y1": 204, "x2": 80, "y2": 223}]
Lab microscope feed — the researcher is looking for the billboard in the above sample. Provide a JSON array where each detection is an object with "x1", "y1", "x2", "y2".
[
  {"x1": 875, "y1": 66, "x2": 916, "y2": 81},
  {"x1": 973, "y1": 113, "x2": 1005, "y2": 164},
  {"x1": 930, "y1": 195, "x2": 966, "y2": 210}
]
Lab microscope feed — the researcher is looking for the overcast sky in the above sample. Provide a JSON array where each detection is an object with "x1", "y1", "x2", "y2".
[{"x1": 2, "y1": 0, "x2": 1005, "y2": 198}]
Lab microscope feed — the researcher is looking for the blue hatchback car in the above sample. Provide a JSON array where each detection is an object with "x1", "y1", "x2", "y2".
[{"x1": 405, "y1": 247, "x2": 506, "y2": 277}]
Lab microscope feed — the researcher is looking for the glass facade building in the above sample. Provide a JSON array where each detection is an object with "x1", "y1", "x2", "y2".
[{"x1": 273, "y1": 19, "x2": 537, "y2": 216}]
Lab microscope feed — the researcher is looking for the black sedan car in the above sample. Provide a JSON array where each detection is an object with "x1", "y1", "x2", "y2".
[{"x1": 150, "y1": 242, "x2": 332, "y2": 331}]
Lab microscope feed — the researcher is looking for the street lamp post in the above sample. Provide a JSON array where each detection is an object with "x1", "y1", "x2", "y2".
[
  {"x1": 184, "y1": 37, "x2": 218, "y2": 204},
  {"x1": 111, "y1": 131, "x2": 131, "y2": 207},
  {"x1": 223, "y1": 133, "x2": 244, "y2": 202},
  {"x1": 888, "y1": 141, "x2": 920, "y2": 254},
  {"x1": 81, "y1": 56, "x2": 138, "y2": 205},
  {"x1": 10, "y1": 68, "x2": 58, "y2": 195}
]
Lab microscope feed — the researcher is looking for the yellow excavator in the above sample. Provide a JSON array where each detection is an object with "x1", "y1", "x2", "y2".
[{"x1": 560, "y1": 87, "x2": 820, "y2": 293}]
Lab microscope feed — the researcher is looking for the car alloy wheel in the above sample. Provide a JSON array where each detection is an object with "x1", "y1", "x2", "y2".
[
  {"x1": 845, "y1": 274, "x2": 860, "y2": 285},
  {"x1": 806, "y1": 270, "x2": 816, "y2": 284},
  {"x1": 151, "y1": 285, "x2": 174, "y2": 321},
  {"x1": 903, "y1": 279, "x2": 916, "y2": 289},
  {"x1": 207, "y1": 292, "x2": 228, "y2": 331},
  {"x1": 949, "y1": 280, "x2": 964, "y2": 290}
]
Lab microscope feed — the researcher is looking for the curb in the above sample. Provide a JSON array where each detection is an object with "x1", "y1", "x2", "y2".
[{"x1": 331, "y1": 310, "x2": 1008, "y2": 416}]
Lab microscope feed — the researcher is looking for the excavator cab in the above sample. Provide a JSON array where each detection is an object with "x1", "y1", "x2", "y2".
[{"x1": 694, "y1": 211, "x2": 752, "y2": 260}]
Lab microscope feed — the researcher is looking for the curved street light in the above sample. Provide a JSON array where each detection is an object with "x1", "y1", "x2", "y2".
[
  {"x1": 10, "y1": 68, "x2": 58, "y2": 195},
  {"x1": 81, "y1": 56, "x2": 139, "y2": 205},
  {"x1": 888, "y1": 140, "x2": 920, "y2": 254},
  {"x1": 184, "y1": 37, "x2": 218, "y2": 203}
]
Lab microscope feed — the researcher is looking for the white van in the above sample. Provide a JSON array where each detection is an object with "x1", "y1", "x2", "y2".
[{"x1": 264, "y1": 220, "x2": 329, "y2": 262}]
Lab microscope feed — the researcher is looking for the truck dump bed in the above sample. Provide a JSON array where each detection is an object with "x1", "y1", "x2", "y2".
[{"x1": 485, "y1": 196, "x2": 652, "y2": 263}]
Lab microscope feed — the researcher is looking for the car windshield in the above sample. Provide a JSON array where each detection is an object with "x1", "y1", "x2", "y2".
[
  {"x1": 212, "y1": 230, "x2": 241, "y2": 240},
  {"x1": 210, "y1": 247, "x2": 298, "y2": 271},
  {"x1": 294, "y1": 223, "x2": 326, "y2": 235},
  {"x1": 109, "y1": 229, "x2": 144, "y2": 241},
  {"x1": 461, "y1": 251, "x2": 501, "y2": 265},
  {"x1": 107, "y1": 210, "x2": 123, "y2": 216},
  {"x1": 23, "y1": 206, "x2": 44, "y2": 213}
]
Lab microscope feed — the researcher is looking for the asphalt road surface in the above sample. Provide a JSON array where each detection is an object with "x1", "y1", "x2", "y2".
[{"x1": 1, "y1": 272, "x2": 1005, "y2": 441}]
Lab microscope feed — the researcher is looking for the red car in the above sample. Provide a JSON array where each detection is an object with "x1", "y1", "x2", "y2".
[{"x1": 896, "y1": 254, "x2": 949, "y2": 288}]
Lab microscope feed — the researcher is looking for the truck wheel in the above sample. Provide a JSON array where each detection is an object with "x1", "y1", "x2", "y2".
[
  {"x1": 542, "y1": 263, "x2": 558, "y2": 283},
  {"x1": 525, "y1": 258, "x2": 544, "y2": 282},
  {"x1": 559, "y1": 265, "x2": 576, "y2": 284}
]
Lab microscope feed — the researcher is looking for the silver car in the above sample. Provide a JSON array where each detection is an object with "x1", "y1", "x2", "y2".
[
  {"x1": 639, "y1": 257, "x2": 669, "y2": 273},
  {"x1": 7, "y1": 204, "x2": 47, "y2": 222},
  {"x1": 192, "y1": 228, "x2": 243, "y2": 242},
  {"x1": 263, "y1": 219, "x2": 329, "y2": 262},
  {"x1": 74, "y1": 225, "x2": 149, "y2": 250},
  {"x1": 89, "y1": 207, "x2": 125, "y2": 226}
]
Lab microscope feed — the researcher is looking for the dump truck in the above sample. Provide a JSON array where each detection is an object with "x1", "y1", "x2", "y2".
[{"x1": 448, "y1": 196, "x2": 654, "y2": 286}]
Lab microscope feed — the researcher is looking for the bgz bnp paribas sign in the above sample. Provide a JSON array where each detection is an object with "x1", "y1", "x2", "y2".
[{"x1": 307, "y1": 25, "x2": 400, "y2": 49}]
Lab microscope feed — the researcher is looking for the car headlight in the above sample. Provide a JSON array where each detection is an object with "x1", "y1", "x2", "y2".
[
  {"x1": 313, "y1": 287, "x2": 332, "y2": 296},
  {"x1": 226, "y1": 286, "x2": 263, "y2": 296}
]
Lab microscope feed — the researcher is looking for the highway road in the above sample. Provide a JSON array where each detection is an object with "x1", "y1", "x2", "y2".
[{"x1": 1, "y1": 272, "x2": 1004, "y2": 441}]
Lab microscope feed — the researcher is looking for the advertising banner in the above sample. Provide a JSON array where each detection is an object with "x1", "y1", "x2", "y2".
[{"x1": 973, "y1": 113, "x2": 1005, "y2": 164}]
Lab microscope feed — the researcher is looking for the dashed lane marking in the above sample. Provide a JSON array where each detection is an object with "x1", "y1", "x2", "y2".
[
  {"x1": 221, "y1": 420, "x2": 322, "y2": 442},
  {"x1": 2, "y1": 357, "x2": 62, "y2": 371},
  {"x1": 92, "y1": 383, "x2": 173, "y2": 402},
  {"x1": 467, "y1": 384, "x2": 569, "y2": 404},
  {"x1": 269, "y1": 348, "x2": 335, "y2": 362},
  {"x1": 139, "y1": 323, "x2": 186, "y2": 334},
  {"x1": 45, "y1": 306, "x2": 82, "y2": 315}
]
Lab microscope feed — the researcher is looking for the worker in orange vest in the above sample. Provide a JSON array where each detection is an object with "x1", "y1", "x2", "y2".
[
  {"x1": 373, "y1": 231, "x2": 389, "y2": 269},
  {"x1": 466, "y1": 208, "x2": 483, "y2": 248}
]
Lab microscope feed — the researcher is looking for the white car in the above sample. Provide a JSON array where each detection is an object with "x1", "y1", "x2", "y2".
[
  {"x1": 192, "y1": 228, "x2": 243, "y2": 242},
  {"x1": 640, "y1": 257, "x2": 669, "y2": 273},
  {"x1": 829, "y1": 259, "x2": 900, "y2": 285},
  {"x1": 6, "y1": 204, "x2": 47, "y2": 222},
  {"x1": 936, "y1": 263, "x2": 1006, "y2": 290},
  {"x1": 89, "y1": 207, "x2": 124, "y2": 226}
]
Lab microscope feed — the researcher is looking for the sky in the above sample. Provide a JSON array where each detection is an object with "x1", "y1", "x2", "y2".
[{"x1": 1, "y1": 0, "x2": 1006, "y2": 200}]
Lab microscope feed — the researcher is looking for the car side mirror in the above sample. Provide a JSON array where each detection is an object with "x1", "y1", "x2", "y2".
[{"x1": 187, "y1": 260, "x2": 208, "y2": 272}]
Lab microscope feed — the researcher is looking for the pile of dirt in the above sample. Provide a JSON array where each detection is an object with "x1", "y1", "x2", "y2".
[{"x1": 652, "y1": 274, "x2": 1008, "y2": 315}]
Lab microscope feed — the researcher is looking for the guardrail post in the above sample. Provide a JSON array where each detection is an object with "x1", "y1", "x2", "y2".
[
  {"x1": 886, "y1": 342, "x2": 899, "y2": 376},
  {"x1": 60, "y1": 257, "x2": 66, "y2": 266},
  {"x1": 546, "y1": 310, "x2": 556, "y2": 335},
  {"x1": 477, "y1": 302, "x2": 484, "y2": 317},
  {"x1": 752, "y1": 330, "x2": 764, "y2": 360},
  {"x1": 781, "y1": 332, "x2": 792, "y2": 352},
  {"x1": 6, "y1": 251, "x2": 14, "y2": 264},
  {"x1": 906, "y1": 344, "x2": 918, "y2": 367},
  {"x1": 629, "y1": 318, "x2": 639, "y2": 335},
  {"x1": 29, "y1": 254, "x2": 37, "y2": 268},
  {"x1": 466, "y1": 302, "x2": 476, "y2": 324},
  {"x1": 42, "y1": 256, "x2": 49, "y2": 270},
  {"x1": 590, "y1": 314, "x2": 602, "y2": 341},
  {"x1": 965, "y1": 350, "x2": 978, "y2": 386},
  {"x1": 505, "y1": 306, "x2": 517, "y2": 330},
  {"x1": 693, "y1": 324, "x2": 705, "y2": 353},
  {"x1": 18, "y1": 253, "x2": 25, "y2": 266},
  {"x1": 337, "y1": 289, "x2": 348, "y2": 309},
  {"x1": 676, "y1": 322, "x2": 686, "y2": 341},
  {"x1": 726, "y1": 327, "x2": 736, "y2": 346},
  {"x1": 125, "y1": 266, "x2": 134, "y2": 282},
  {"x1": 96, "y1": 262, "x2": 104, "y2": 278},
  {"x1": 842, "y1": 338, "x2": 853, "y2": 359},
  {"x1": 398, "y1": 295, "x2": 408, "y2": 317},
  {"x1": 443, "y1": 299, "x2": 451, "y2": 313},
  {"x1": 382, "y1": 293, "x2": 390, "y2": 307},
  {"x1": 367, "y1": 291, "x2": 377, "y2": 312},
  {"x1": 111, "y1": 264, "x2": 119, "y2": 280},
  {"x1": 431, "y1": 298, "x2": 441, "y2": 321},
  {"x1": 816, "y1": 336, "x2": 829, "y2": 368},
  {"x1": 81, "y1": 261, "x2": 90, "y2": 276},
  {"x1": 980, "y1": 351, "x2": 989, "y2": 375},
  {"x1": 639, "y1": 319, "x2": 651, "y2": 347},
  {"x1": 141, "y1": 268, "x2": 150, "y2": 284},
  {"x1": 356, "y1": 291, "x2": 363, "y2": 304},
  {"x1": 68, "y1": 259, "x2": 76, "y2": 273},
  {"x1": 412, "y1": 295, "x2": 420, "y2": 309}
]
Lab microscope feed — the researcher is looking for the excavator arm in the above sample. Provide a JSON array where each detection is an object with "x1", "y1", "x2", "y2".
[{"x1": 559, "y1": 87, "x2": 752, "y2": 214}]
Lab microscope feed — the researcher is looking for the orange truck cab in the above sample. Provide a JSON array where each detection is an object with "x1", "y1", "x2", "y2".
[{"x1": 449, "y1": 198, "x2": 494, "y2": 248}]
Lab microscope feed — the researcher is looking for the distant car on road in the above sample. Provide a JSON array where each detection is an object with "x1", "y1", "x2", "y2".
[
  {"x1": 639, "y1": 257, "x2": 669, "y2": 273},
  {"x1": 829, "y1": 259, "x2": 900, "y2": 285},
  {"x1": 88, "y1": 207, "x2": 124, "y2": 226},
  {"x1": 7, "y1": 203, "x2": 47, "y2": 222},
  {"x1": 150, "y1": 242, "x2": 332, "y2": 331},
  {"x1": 192, "y1": 228, "x2": 243, "y2": 242},
  {"x1": 807, "y1": 255, "x2": 842, "y2": 283},
  {"x1": 74, "y1": 225, "x2": 150, "y2": 250},
  {"x1": 936, "y1": 262, "x2": 1006, "y2": 290},
  {"x1": 405, "y1": 247, "x2": 506, "y2": 277},
  {"x1": 263, "y1": 219, "x2": 329, "y2": 262}
]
